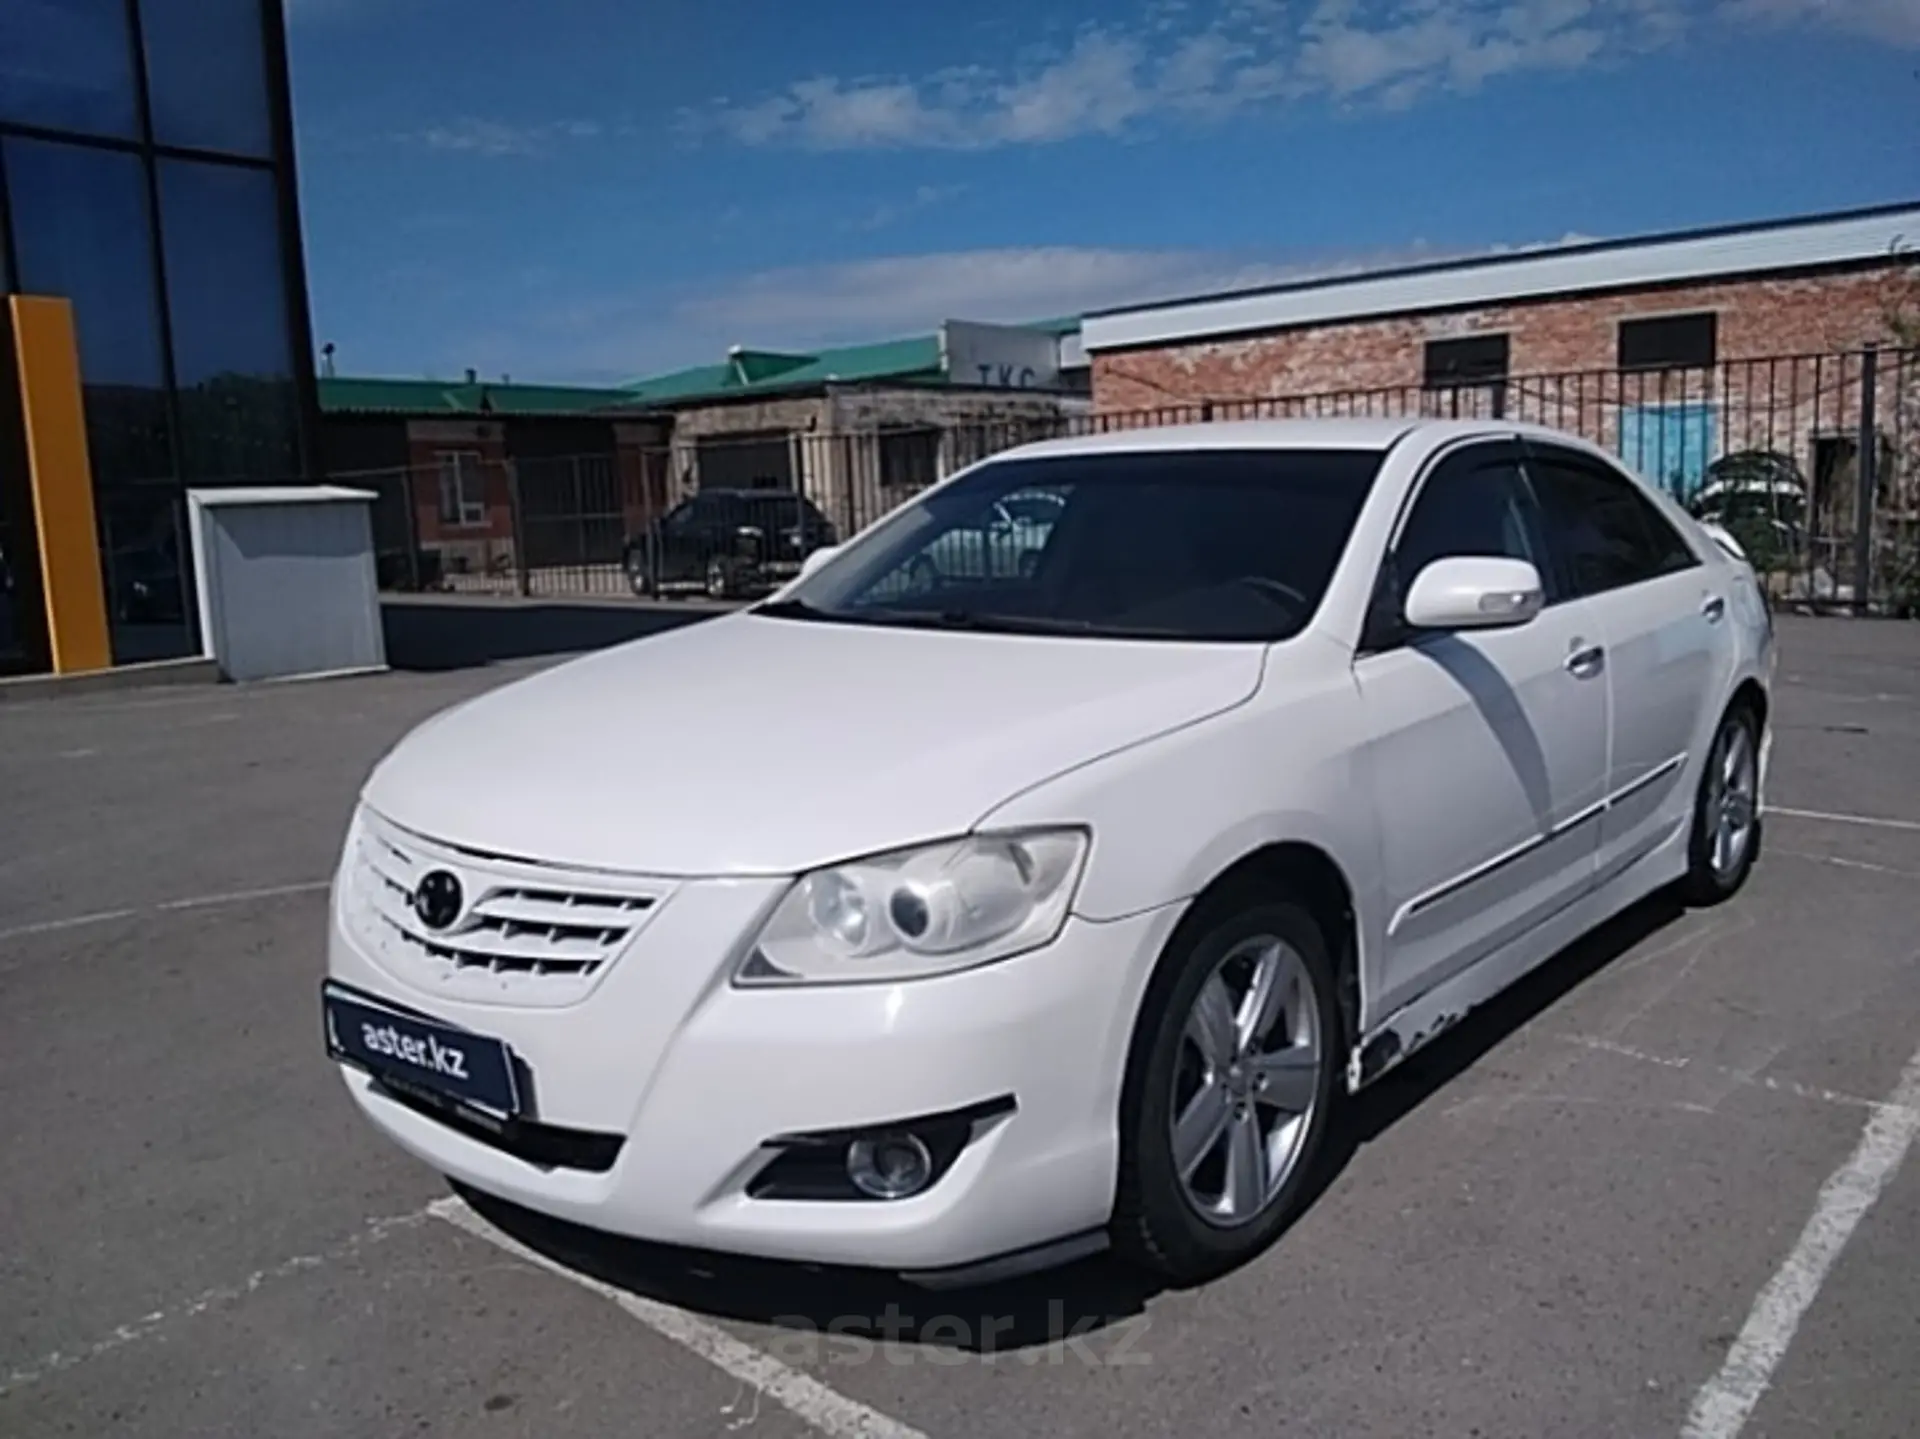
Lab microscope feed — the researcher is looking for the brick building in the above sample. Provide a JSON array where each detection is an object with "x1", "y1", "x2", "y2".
[
  {"x1": 1082, "y1": 203, "x2": 1919, "y2": 509},
  {"x1": 318, "y1": 375, "x2": 669, "y2": 586}
]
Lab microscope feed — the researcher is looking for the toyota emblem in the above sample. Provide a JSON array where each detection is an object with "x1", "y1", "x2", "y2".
[{"x1": 413, "y1": 870, "x2": 464, "y2": 930}]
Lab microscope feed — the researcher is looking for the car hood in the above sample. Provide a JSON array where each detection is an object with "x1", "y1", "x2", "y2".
[{"x1": 362, "y1": 612, "x2": 1265, "y2": 876}]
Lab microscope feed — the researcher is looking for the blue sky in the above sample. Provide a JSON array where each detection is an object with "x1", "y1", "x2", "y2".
[{"x1": 285, "y1": 0, "x2": 1920, "y2": 384}]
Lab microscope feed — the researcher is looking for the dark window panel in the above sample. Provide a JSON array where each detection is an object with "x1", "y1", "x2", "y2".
[
  {"x1": 156, "y1": 157, "x2": 301, "y2": 483},
  {"x1": 878, "y1": 427, "x2": 940, "y2": 490},
  {"x1": 1396, "y1": 450, "x2": 1548, "y2": 585},
  {"x1": 1424, "y1": 333, "x2": 1510, "y2": 387},
  {"x1": 1530, "y1": 449, "x2": 1699, "y2": 595},
  {"x1": 96, "y1": 481, "x2": 194, "y2": 662},
  {"x1": 1619, "y1": 312, "x2": 1718, "y2": 372},
  {"x1": 3, "y1": 136, "x2": 175, "y2": 490},
  {"x1": 0, "y1": 0, "x2": 140, "y2": 139},
  {"x1": 137, "y1": 0, "x2": 273, "y2": 158}
]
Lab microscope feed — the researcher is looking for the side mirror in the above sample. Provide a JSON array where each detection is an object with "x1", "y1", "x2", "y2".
[
  {"x1": 797, "y1": 544, "x2": 840, "y2": 581},
  {"x1": 1403, "y1": 556, "x2": 1543, "y2": 631}
]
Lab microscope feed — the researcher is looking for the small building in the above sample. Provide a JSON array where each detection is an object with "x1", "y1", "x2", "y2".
[
  {"x1": 318, "y1": 374, "x2": 669, "y2": 589},
  {"x1": 619, "y1": 318, "x2": 1092, "y2": 535},
  {"x1": 1082, "y1": 202, "x2": 1919, "y2": 507},
  {"x1": 1, "y1": 0, "x2": 319, "y2": 677}
]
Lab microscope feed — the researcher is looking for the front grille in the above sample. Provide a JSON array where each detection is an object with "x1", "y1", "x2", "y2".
[{"x1": 343, "y1": 808, "x2": 671, "y2": 1007}]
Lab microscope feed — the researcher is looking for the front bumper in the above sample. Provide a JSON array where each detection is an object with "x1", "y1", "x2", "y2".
[{"x1": 327, "y1": 873, "x2": 1181, "y2": 1272}]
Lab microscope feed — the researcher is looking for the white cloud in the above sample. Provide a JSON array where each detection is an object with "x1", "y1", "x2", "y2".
[
  {"x1": 508, "y1": 236, "x2": 1590, "y2": 381},
  {"x1": 688, "y1": 0, "x2": 1912, "y2": 151},
  {"x1": 846, "y1": 183, "x2": 970, "y2": 233},
  {"x1": 1721, "y1": 0, "x2": 1920, "y2": 46},
  {"x1": 396, "y1": 116, "x2": 603, "y2": 157}
]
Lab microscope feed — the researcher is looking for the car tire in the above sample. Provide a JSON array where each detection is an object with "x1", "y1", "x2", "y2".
[
  {"x1": 1678, "y1": 701, "x2": 1763, "y2": 906},
  {"x1": 623, "y1": 547, "x2": 656, "y2": 598},
  {"x1": 705, "y1": 557, "x2": 737, "y2": 600},
  {"x1": 1111, "y1": 895, "x2": 1343, "y2": 1285}
]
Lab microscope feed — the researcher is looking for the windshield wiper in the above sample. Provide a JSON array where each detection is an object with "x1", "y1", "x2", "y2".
[
  {"x1": 755, "y1": 600, "x2": 1180, "y2": 638},
  {"x1": 751, "y1": 597, "x2": 834, "y2": 621},
  {"x1": 858, "y1": 607, "x2": 1152, "y2": 636}
]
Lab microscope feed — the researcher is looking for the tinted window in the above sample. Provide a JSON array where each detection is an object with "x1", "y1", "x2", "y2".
[
  {"x1": 138, "y1": 0, "x2": 273, "y2": 156},
  {"x1": 96, "y1": 483, "x2": 193, "y2": 664},
  {"x1": 0, "y1": 0, "x2": 139, "y2": 138},
  {"x1": 4, "y1": 137, "x2": 174, "y2": 490},
  {"x1": 744, "y1": 493, "x2": 798, "y2": 522},
  {"x1": 1618, "y1": 312, "x2": 1717, "y2": 372},
  {"x1": 1531, "y1": 450, "x2": 1698, "y2": 595},
  {"x1": 1424, "y1": 334, "x2": 1509, "y2": 387},
  {"x1": 156, "y1": 159, "x2": 301, "y2": 482},
  {"x1": 682, "y1": 494, "x2": 745, "y2": 530},
  {"x1": 1395, "y1": 447, "x2": 1547, "y2": 584},
  {"x1": 1, "y1": 497, "x2": 35, "y2": 672},
  {"x1": 775, "y1": 449, "x2": 1385, "y2": 642},
  {"x1": 1002, "y1": 491, "x2": 1066, "y2": 526}
]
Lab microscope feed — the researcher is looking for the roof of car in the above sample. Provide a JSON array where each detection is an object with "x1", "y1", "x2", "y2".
[
  {"x1": 999, "y1": 418, "x2": 1420, "y2": 459},
  {"x1": 987, "y1": 417, "x2": 1603, "y2": 461}
]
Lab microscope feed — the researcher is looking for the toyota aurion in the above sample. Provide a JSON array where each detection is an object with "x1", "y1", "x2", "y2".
[{"x1": 323, "y1": 419, "x2": 1773, "y2": 1286}]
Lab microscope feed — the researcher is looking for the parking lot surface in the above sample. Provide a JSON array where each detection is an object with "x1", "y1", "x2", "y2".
[{"x1": 4, "y1": 613, "x2": 1918, "y2": 1439}]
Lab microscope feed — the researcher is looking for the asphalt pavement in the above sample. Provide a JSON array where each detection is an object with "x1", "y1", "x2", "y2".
[{"x1": 2, "y1": 614, "x2": 1917, "y2": 1439}]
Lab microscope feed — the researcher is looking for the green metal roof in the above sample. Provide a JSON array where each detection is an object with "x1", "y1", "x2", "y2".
[
  {"x1": 622, "y1": 334, "x2": 945, "y2": 405},
  {"x1": 1017, "y1": 314, "x2": 1085, "y2": 335},
  {"x1": 319, "y1": 376, "x2": 635, "y2": 417},
  {"x1": 321, "y1": 315, "x2": 1087, "y2": 417}
]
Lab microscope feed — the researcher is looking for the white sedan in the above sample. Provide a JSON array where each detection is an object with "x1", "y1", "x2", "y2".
[{"x1": 322, "y1": 418, "x2": 1774, "y2": 1287}]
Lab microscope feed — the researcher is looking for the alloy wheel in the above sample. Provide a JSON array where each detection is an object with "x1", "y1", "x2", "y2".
[
  {"x1": 1169, "y1": 935, "x2": 1323, "y2": 1228},
  {"x1": 1708, "y1": 719, "x2": 1758, "y2": 880}
]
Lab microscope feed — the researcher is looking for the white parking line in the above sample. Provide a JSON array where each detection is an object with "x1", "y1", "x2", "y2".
[
  {"x1": 430, "y1": 1197, "x2": 928, "y2": 1439},
  {"x1": 1771, "y1": 849, "x2": 1920, "y2": 880},
  {"x1": 1680, "y1": 1039, "x2": 1920, "y2": 1439},
  {"x1": 0, "y1": 881, "x2": 328, "y2": 947},
  {"x1": 0, "y1": 1203, "x2": 438, "y2": 1397},
  {"x1": 1559, "y1": 1034, "x2": 1918, "y2": 1117},
  {"x1": 155, "y1": 880, "x2": 331, "y2": 913},
  {"x1": 0, "y1": 908, "x2": 140, "y2": 942},
  {"x1": 1765, "y1": 805, "x2": 1920, "y2": 834}
]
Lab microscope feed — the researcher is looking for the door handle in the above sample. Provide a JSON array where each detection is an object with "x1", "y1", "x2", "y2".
[
  {"x1": 1702, "y1": 595, "x2": 1726, "y2": 623},
  {"x1": 1566, "y1": 644, "x2": 1606, "y2": 679}
]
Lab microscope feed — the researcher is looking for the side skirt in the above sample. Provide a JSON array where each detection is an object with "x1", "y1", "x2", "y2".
[{"x1": 1344, "y1": 833, "x2": 1690, "y2": 1093}]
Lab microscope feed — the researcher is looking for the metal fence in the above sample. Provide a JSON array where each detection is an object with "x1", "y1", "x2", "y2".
[
  {"x1": 340, "y1": 346, "x2": 1920, "y2": 615},
  {"x1": 336, "y1": 450, "x2": 676, "y2": 599}
]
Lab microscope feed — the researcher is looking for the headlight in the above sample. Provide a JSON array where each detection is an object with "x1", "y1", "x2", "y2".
[{"x1": 734, "y1": 828, "x2": 1090, "y2": 986}]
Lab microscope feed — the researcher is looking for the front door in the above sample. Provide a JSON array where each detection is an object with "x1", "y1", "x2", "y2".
[{"x1": 1355, "y1": 439, "x2": 1611, "y2": 1019}]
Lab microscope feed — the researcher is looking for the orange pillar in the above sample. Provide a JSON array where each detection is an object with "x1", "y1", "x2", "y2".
[{"x1": 7, "y1": 296, "x2": 111, "y2": 674}]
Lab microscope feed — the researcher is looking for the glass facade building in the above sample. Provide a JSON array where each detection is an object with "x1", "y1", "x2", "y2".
[{"x1": 0, "y1": 0, "x2": 318, "y2": 673}]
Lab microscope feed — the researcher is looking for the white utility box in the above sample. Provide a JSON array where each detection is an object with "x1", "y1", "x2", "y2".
[{"x1": 186, "y1": 486, "x2": 387, "y2": 683}]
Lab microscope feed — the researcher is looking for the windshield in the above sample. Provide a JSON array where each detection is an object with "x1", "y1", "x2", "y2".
[{"x1": 762, "y1": 447, "x2": 1386, "y2": 641}]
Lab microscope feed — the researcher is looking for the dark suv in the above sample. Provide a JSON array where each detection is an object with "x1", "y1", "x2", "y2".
[{"x1": 623, "y1": 488, "x2": 839, "y2": 600}]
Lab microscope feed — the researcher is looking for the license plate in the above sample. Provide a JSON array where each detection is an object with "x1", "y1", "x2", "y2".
[{"x1": 323, "y1": 981, "x2": 522, "y2": 1118}]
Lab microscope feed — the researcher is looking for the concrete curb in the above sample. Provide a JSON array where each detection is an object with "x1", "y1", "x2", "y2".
[{"x1": 0, "y1": 656, "x2": 220, "y2": 705}]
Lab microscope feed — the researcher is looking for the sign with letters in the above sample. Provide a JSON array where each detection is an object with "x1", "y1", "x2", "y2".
[{"x1": 940, "y1": 320, "x2": 1063, "y2": 391}]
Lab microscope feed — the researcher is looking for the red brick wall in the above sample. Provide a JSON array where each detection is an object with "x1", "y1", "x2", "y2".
[
  {"x1": 404, "y1": 420, "x2": 511, "y2": 545},
  {"x1": 1092, "y1": 265, "x2": 1912, "y2": 412}
]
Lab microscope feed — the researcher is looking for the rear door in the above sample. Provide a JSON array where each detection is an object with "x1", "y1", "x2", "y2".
[
  {"x1": 1354, "y1": 439, "x2": 1611, "y2": 1018},
  {"x1": 1523, "y1": 441, "x2": 1728, "y2": 885}
]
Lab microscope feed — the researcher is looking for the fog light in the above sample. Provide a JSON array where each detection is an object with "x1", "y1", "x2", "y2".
[{"x1": 845, "y1": 1133, "x2": 933, "y2": 1200}]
